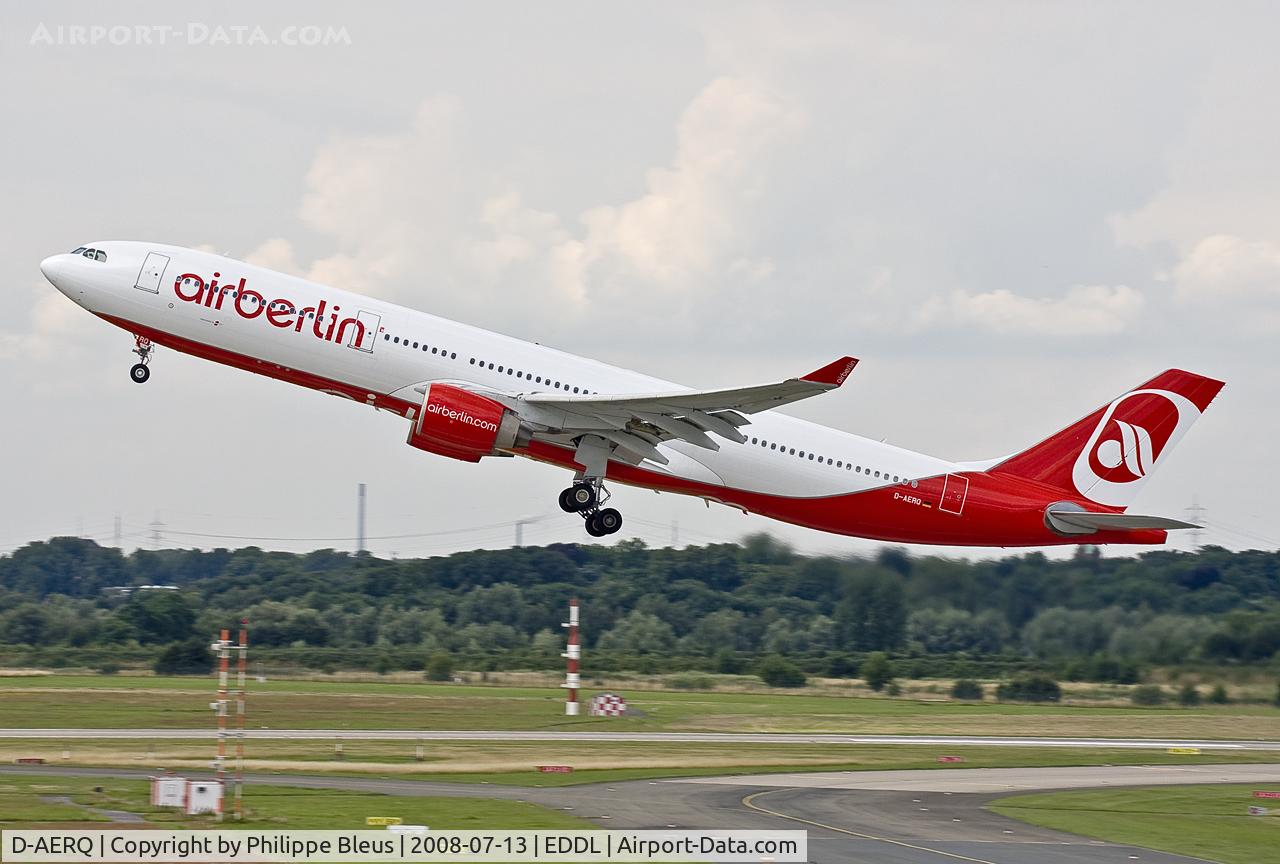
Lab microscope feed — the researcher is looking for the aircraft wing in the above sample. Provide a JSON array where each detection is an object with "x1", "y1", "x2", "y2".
[{"x1": 501, "y1": 356, "x2": 858, "y2": 466}]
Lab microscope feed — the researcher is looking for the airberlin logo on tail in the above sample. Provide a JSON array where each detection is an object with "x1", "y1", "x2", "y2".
[
  {"x1": 1072, "y1": 388, "x2": 1200, "y2": 506},
  {"x1": 173, "y1": 272, "x2": 365, "y2": 346}
]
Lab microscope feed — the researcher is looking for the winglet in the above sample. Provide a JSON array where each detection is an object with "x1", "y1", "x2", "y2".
[{"x1": 801, "y1": 356, "x2": 859, "y2": 387}]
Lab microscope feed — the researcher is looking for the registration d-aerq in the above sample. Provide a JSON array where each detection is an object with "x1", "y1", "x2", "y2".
[{"x1": 41, "y1": 242, "x2": 1223, "y2": 545}]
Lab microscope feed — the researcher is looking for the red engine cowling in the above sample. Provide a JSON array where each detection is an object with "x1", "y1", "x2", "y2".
[{"x1": 406, "y1": 384, "x2": 521, "y2": 462}]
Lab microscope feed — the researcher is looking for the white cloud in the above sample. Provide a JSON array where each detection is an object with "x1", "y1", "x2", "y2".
[
  {"x1": 557, "y1": 76, "x2": 800, "y2": 294},
  {"x1": 0, "y1": 290, "x2": 101, "y2": 362},
  {"x1": 1171, "y1": 234, "x2": 1280, "y2": 302},
  {"x1": 917, "y1": 284, "x2": 1145, "y2": 336}
]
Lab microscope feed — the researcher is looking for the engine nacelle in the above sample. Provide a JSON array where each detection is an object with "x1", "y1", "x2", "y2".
[{"x1": 407, "y1": 384, "x2": 521, "y2": 462}]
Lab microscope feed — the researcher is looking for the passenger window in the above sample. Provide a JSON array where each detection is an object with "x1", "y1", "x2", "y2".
[
  {"x1": 497, "y1": 366, "x2": 504, "y2": 373},
  {"x1": 770, "y1": 443, "x2": 777, "y2": 450},
  {"x1": 433, "y1": 347, "x2": 439, "y2": 354},
  {"x1": 573, "y1": 387, "x2": 580, "y2": 393},
  {"x1": 488, "y1": 363, "x2": 495, "y2": 370},
  {"x1": 470, "y1": 358, "x2": 476, "y2": 365},
  {"x1": 412, "y1": 342, "x2": 419, "y2": 349},
  {"x1": 874, "y1": 471, "x2": 881, "y2": 478}
]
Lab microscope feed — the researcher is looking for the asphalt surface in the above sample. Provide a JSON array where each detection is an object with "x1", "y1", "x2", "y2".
[
  {"x1": 5, "y1": 763, "x2": 1273, "y2": 863},
  {"x1": 2, "y1": 729, "x2": 1278, "y2": 750}
]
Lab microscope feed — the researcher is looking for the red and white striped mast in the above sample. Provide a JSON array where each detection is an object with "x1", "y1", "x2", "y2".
[
  {"x1": 561, "y1": 599, "x2": 580, "y2": 716},
  {"x1": 211, "y1": 628, "x2": 230, "y2": 822}
]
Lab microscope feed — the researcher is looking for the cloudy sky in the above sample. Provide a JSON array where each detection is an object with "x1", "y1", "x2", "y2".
[{"x1": 1, "y1": 1, "x2": 1276, "y2": 559}]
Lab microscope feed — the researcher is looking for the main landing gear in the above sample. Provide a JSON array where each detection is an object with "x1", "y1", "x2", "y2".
[
  {"x1": 558, "y1": 479, "x2": 622, "y2": 537},
  {"x1": 130, "y1": 335, "x2": 154, "y2": 384}
]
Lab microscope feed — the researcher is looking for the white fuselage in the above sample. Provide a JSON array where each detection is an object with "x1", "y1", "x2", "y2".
[{"x1": 41, "y1": 241, "x2": 955, "y2": 514}]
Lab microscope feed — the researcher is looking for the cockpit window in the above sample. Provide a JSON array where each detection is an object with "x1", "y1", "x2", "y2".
[
  {"x1": 93, "y1": 250, "x2": 107, "y2": 262},
  {"x1": 71, "y1": 247, "x2": 86, "y2": 254},
  {"x1": 77, "y1": 248, "x2": 107, "y2": 262}
]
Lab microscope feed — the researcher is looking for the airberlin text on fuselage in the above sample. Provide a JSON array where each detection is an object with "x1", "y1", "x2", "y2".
[{"x1": 174, "y1": 273, "x2": 364, "y2": 345}]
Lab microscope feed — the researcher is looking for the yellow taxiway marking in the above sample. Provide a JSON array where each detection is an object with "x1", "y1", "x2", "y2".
[{"x1": 740, "y1": 789, "x2": 1000, "y2": 864}]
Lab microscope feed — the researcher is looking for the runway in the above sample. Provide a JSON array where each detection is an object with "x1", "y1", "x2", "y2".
[
  {"x1": 5, "y1": 763, "x2": 1274, "y2": 863},
  {"x1": 2, "y1": 728, "x2": 1278, "y2": 749}
]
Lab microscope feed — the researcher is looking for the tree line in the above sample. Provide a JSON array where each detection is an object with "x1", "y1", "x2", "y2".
[{"x1": 0, "y1": 535, "x2": 1277, "y2": 682}]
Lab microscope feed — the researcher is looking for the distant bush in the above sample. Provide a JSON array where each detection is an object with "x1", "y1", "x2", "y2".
[
  {"x1": 951, "y1": 679, "x2": 984, "y2": 700},
  {"x1": 1177, "y1": 683, "x2": 1200, "y2": 706},
  {"x1": 153, "y1": 639, "x2": 213, "y2": 676},
  {"x1": 757, "y1": 655, "x2": 806, "y2": 688},
  {"x1": 374, "y1": 654, "x2": 392, "y2": 675},
  {"x1": 861, "y1": 652, "x2": 894, "y2": 692},
  {"x1": 425, "y1": 651, "x2": 453, "y2": 682},
  {"x1": 669, "y1": 674, "x2": 714, "y2": 690},
  {"x1": 1062, "y1": 654, "x2": 1140, "y2": 684},
  {"x1": 1208, "y1": 683, "x2": 1230, "y2": 704},
  {"x1": 1130, "y1": 684, "x2": 1166, "y2": 706},
  {"x1": 825, "y1": 653, "x2": 860, "y2": 679},
  {"x1": 885, "y1": 680, "x2": 902, "y2": 696},
  {"x1": 713, "y1": 648, "x2": 745, "y2": 675},
  {"x1": 1274, "y1": 680, "x2": 1280, "y2": 708},
  {"x1": 95, "y1": 662, "x2": 121, "y2": 676},
  {"x1": 996, "y1": 675, "x2": 1061, "y2": 703}
]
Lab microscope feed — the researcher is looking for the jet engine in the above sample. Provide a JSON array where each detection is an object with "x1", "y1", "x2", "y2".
[{"x1": 406, "y1": 383, "x2": 522, "y2": 462}]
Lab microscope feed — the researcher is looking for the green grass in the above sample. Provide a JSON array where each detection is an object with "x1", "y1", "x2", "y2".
[
  {"x1": 0, "y1": 775, "x2": 590, "y2": 830},
  {"x1": 990, "y1": 785, "x2": 1280, "y2": 864},
  {"x1": 3, "y1": 737, "x2": 1277, "y2": 786},
  {"x1": 2, "y1": 675, "x2": 1276, "y2": 739}
]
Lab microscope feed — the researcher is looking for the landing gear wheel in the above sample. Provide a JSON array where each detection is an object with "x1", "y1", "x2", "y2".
[
  {"x1": 568, "y1": 482, "x2": 596, "y2": 512},
  {"x1": 595, "y1": 508, "x2": 623, "y2": 535},
  {"x1": 585, "y1": 514, "x2": 607, "y2": 537},
  {"x1": 130, "y1": 335, "x2": 154, "y2": 383},
  {"x1": 558, "y1": 488, "x2": 577, "y2": 513}
]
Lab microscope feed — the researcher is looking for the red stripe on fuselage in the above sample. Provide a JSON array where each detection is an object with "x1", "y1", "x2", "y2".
[
  {"x1": 519, "y1": 441, "x2": 1164, "y2": 547},
  {"x1": 100, "y1": 313, "x2": 417, "y2": 415}
]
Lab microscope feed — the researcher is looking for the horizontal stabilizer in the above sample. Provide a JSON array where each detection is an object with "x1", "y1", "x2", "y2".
[{"x1": 1046, "y1": 508, "x2": 1197, "y2": 536}]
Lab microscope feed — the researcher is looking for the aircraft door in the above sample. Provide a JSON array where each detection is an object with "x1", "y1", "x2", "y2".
[
  {"x1": 348, "y1": 310, "x2": 381, "y2": 352},
  {"x1": 134, "y1": 252, "x2": 170, "y2": 293},
  {"x1": 940, "y1": 474, "x2": 969, "y2": 515}
]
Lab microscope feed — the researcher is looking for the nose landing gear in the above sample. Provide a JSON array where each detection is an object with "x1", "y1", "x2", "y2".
[
  {"x1": 130, "y1": 336, "x2": 154, "y2": 384},
  {"x1": 558, "y1": 479, "x2": 623, "y2": 536}
]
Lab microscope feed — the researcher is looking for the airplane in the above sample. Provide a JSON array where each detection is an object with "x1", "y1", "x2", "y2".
[{"x1": 39, "y1": 241, "x2": 1224, "y2": 546}]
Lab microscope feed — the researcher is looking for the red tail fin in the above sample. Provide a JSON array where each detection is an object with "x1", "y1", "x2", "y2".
[{"x1": 991, "y1": 370, "x2": 1224, "y2": 509}]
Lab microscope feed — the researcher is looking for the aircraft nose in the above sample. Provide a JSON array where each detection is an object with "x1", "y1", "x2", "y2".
[{"x1": 40, "y1": 255, "x2": 62, "y2": 284}]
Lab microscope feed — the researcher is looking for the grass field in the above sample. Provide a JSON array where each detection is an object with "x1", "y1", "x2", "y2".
[
  {"x1": 1, "y1": 675, "x2": 1277, "y2": 739},
  {"x1": 1, "y1": 738, "x2": 1278, "y2": 786},
  {"x1": 990, "y1": 785, "x2": 1280, "y2": 864},
  {"x1": 0, "y1": 774, "x2": 590, "y2": 830}
]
